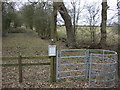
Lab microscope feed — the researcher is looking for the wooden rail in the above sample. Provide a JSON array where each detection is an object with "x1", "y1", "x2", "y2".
[
  {"x1": 1, "y1": 55, "x2": 54, "y2": 83},
  {"x1": 2, "y1": 56, "x2": 50, "y2": 60}
]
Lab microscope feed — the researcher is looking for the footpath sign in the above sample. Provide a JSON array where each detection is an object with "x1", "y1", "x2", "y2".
[{"x1": 48, "y1": 45, "x2": 56, "y2": 56}]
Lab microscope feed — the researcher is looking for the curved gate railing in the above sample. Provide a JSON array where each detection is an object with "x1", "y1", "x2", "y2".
[
  {"x1": 56, "y1": 49, "x2": 118, "y2": 88},
  {"x1": 89, "y1": 50, "x2": 118, "y2": 88}
]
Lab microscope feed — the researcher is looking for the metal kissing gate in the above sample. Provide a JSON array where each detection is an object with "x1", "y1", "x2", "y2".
[{"x1": 56, "y1": 49, "x2": 118, "y2": 88}]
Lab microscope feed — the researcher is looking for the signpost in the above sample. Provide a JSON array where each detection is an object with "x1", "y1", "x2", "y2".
[
  {"x1": 49, "y1": 39, "x2": 57, "y2": 83},
  {"x1": 48, "y1": 45, "x2": 56, "y2": 56}
]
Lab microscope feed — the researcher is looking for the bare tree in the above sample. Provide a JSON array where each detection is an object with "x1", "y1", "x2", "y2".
[
  {"x1": 51, "y1": 2, "x2": 58, "y2": 42},
  {"x1": 71, "y1": 0, "x2": 76, "y2": 35},
  {"x1": 85, "y1": 3, "x2": 100, "y2": 46},
  {"x1": 55, "y1": 1, "x2": 76, "y2": 48},
  {"x1": 99, "y1": 0, "x2": 108, "y2": 48},
  {"x1": 70, "y1": 0, "x2": 84, "y2": 36},
  {"x1": 117, "y1": 0, "x2": 120, "y2": 79}
]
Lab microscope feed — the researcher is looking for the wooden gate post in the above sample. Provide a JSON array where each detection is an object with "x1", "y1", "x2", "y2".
[
  {"x1": 18, "y1": 54, "x2": 23, "y2": 83},
  {"x1": 49, "y1": 40, "x2": 57, "y2": 83},
  {"x1": 50, "y1": 56, "x2": 56, "y2": 83}
]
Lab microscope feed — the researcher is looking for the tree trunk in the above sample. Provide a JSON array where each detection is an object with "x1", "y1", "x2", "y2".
[
  {"x1": 118, "y1": 19, "x2": 120, "y2": 80},
  {"x1": 73, "y1": 5, "x2": 76, "y2": 36},
  {"x1": 53, "y1": 2, "x2": 58, "y2": 41},
  {"x1": 99, "y1": 0, "x2": 107, "y2": 48},
  {"x1": 50, "y1": 2, "x2": 58, "y2": 42},
  {"x1": 55, "y1": 2, "x2": 76, "y2": 48},
  {"x1": 117, "y1": 0, "x2": 120, "y2": 79}
]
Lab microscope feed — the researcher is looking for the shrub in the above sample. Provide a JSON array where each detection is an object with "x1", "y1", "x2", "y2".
[{"x1": 8, "y1": 27, "x2": 26, "y2": 33}]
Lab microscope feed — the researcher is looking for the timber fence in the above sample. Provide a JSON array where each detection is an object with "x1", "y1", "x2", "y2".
[{"x1": 2, "y1": 55, "x2": 56, "y2": 83}]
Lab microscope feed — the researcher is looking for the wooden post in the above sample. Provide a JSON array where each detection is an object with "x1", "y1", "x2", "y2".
[
  {"x1": 50, "y1": 40, "x2": 57, "y2": 83},
  {"x1": 18, "y1": 55, "x2": 23, "y2": 83},
  {"x1": 50, "y1": 56, "x2": 56, "y2": 83}
]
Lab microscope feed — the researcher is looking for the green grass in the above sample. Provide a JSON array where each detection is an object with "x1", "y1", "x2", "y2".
[
  {"x1": 3, "y1": 26, "x2": 118, "y2": 57},
  {"x1": 2, "y1": 27, "x2": 118, "y2": 88},
  {"x1": 2, "y1": 29, "x2": 50, "y2": 57},
  {"x1": 57, "y1": 26, "x2": 118, "y2": 46},
  {"x1": 8, "y1": 27, "x2": 26, "y2": 33},
  {"x1": 57, "y1": 26, "x2": 66, "y2": 39}
]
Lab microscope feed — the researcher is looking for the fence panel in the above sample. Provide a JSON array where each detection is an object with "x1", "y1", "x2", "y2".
[
  {"x1": 56, "y1": 49, "x2": 89, "y2": 80},
  {"x1": 56, "y1": 49, "x2": 118, "y2": 88},
  {"x1": 89, "y1": 50, "x2": 118, "y2": 88}
]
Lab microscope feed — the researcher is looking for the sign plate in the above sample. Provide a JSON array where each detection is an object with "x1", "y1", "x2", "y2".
[{"x1": 48, "y1": 45, "x2": 56, "y2": 56}]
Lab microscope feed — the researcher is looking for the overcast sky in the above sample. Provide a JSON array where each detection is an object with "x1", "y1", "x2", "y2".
[
  {"x1": 8, "y1": 0, "x2": 118, "y2": 25},
  {"x1": 64, "y1": 0, "x2": 118, "y2": 25},
  {"x1": 61, "y1": 0, "x2": 118, "y2": 25}
]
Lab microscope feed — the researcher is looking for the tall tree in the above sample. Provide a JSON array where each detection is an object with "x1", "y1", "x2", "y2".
[
  {"x1": 2, "y1": 2, "x2": 15, "y2": 36},
  {"x1": 99, "y1": 0, "x2": 108, "y2": 48},
  {"x1": 0, "y1": 1, "x2": 1, "y2": 34},
  {"x1": 33, "y1": 2, "x2": 52, "y2": 39},
  {"x1": 21, "y1": 3, "x2": 34, "y2": 29},
  {"x1": 55, "y1": 1, "x2": 76, "y2": 48},
  {"x1": 117, "y1": 0, "x2": 120, "y2": 79},
  {"x1": 51, "y1": 2, "x2": 58, "y2": 42},
  {"x1": 70, "y1": 0, "x2": 83, "y2": 37},
  {"x1": 85, "y1": 3, "x2": 100, "y2": 47}
]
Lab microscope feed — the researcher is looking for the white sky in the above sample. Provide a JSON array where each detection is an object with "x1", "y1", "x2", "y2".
[
  {"x1": 5, "y1": 0, "x2": 118, "y2": 25},
  {"x1": 63, "y1": 0, "x2": 118, "y2": 25}
]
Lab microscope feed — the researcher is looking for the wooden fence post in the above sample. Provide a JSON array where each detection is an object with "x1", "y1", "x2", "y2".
[
  {"x1": 49, "y1": 40, "x2": 57, "y2": 83},
  {"x1": 50, "y1": 56, "x2": 56, "y2": 83},
  {"x1": 18, "y1": 55, "x2": 22, "y2": 83}
]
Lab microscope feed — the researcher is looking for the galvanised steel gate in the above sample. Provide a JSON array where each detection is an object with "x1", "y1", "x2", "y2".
[
  {"x1": 56, "y1": 49, "x2": 118, "y2": 88},
  {"x1": 89, "y1": 50, "x2": 118, "y2": 88},
  {"x1": 56, "y1": 49, "x2": 89, "y2": 80}
]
